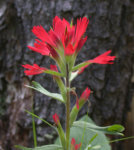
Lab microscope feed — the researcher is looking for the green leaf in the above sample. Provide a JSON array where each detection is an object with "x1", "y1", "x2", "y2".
[
  {"x1": 25, "y1": 110, "x2": 56, "y2": 130},
  {"x1": 72, "y1": 61, "x2": 91, "y2": 71},
  {"x1": 56, "y1": 123, "x2": 66, "y2": 149},
  {"x1": 15, "y1": 145, "x2": 32, "y2": 150},
  {"x1": 88, "y1": 134, "x2": 98, "y2": 145},
  {"x1": 109, "y1": 136, "x2": 134, "y2": 143},
  {"x1": 15, "y1": 144, "x2": 63, "y2": 150},
  {"x1": 32, "y1": 106, "x2": 37, "y2": 147},
  {"x1": 25, "y1": 81, "x2": 65, "y2": 103},
  {"x1": 107, "y1": 124, "x2": 124, "y2": 133},
  {"x1": 85, "y1": 145, "x2": 101, "y2": 150},
  {"x1": 55, "y1": 115, "x2": 111, "y2": 150},
  {"x1": 73, "y1": 121, "x2": 124, "y2": 136},
  {"x1": 44, "y1": 70, "x2": 64, "y2": 77},
  {"x1": 69, "y1": 71, "x2": 79, "y2": 81},
  {"x1": 54, "y1": 77, "x2": 66, "y2": 102}
]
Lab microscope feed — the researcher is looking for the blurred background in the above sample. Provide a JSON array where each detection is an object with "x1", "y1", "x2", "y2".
[{"x1": 0, "y1": 0, "x2": 134, "y2": 150}]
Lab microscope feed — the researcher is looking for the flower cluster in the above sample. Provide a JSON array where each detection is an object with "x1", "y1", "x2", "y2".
[
  {"x1": 22, "y1": 16, "x2": 116, "y2": 150},
  {"x1": 22, "y1": 16, "x2": 115, "y2": 76}
]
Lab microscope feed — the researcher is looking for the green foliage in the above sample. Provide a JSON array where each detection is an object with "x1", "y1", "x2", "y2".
[
  {"x1": 16, "y1": 112, "x2": 130, "y2": 150},
  {"x1": 25, "y1": 81, "x2": 65, "y2": 103},
  {"x1": 55, "y1": 115, "x2": 111, "y2": 150},
  {"x1": 72, "y1": 61, "x2": 91, "y2": 71},
  {"x1": 73, "y1": 121, "x2": 124, "y2": 136},
  {"x1": 69, "y1": 71, "x2": 79, "y2": 81},
  {"x1": 32, "y1": 106, "x2": 37, "y2": 148},
  {"x1": 15, "y1": 144, "x2": 63, "y2": 150},
  {"x1": 71, "y1": 115, "x2": 112, "y2": 150},
  {"x1": 44, "y1": 70, "x2": 64, "y2": 77},
  {"x1": 25, "y1": 110, "x2": 56, "y2": 130}
]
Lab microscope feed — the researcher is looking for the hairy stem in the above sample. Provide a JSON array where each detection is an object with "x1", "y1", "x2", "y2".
[{"x1": 66, "y1": 64, "x2": 70, "y2": 150}]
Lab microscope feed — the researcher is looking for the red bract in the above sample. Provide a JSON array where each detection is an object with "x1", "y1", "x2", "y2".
[
  {"x1": 74, "y1": 17, "x2": 89, "y2": 43},
  {"x1": 75, "y1": 143, "x2": 81, "y2": 150},
  {"x1": 71, "y1": 138, "x2": 81, "y2": 150},
  {"x1": 71, "y1": 138, "x2": 76, "y2": 145},
  {"x1": 76, "y1": 87, "x2": 91, "y2": 110},
  {"x1": 28, "y1": 39, "x2": 50, "y2": 56},
  {"x1": 80, "y1": 87, "x2": 91, "y2": 100},
  {"x1": 53, "y1": 113, "x2": 60, "y2": 125},
  {"x1": 32, "y1": 25, "x2": 56, "y2": 47},
  {"x1": 22, "y1": 64, "x2": 47, "y2": 75},
  {"x1": 89, "y1": 50, "x2": 116, "y2": 64},
  {"x1": 28, "y1": 16, "x2": 89, "y2": 59},
  {"x1": 76, "y1": 99, "x2": 79, "y2": 110},
  {"x1": 50, "y1": 65, "x2": 58, "y2": 72},
  {"x1": 79, "y1": 50, "x2": 116, "y2": 74}
]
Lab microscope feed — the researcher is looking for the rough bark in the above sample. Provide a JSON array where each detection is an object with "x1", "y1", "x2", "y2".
[{"x1": 0, "y1": 0, "x2": 134, "y2": 150}]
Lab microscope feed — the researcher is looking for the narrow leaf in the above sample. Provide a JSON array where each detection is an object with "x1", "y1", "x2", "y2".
[
  {"x1": 73, "y1": 121, "x2": 124, "y2": 136},
  {"x1": 25, "y1": 81, "x2": 65, "y2": 103},
  {"x1": 87, "y1": 145, "x2": 101, "y2": 150},
  {"x1": 72, "y1": 61, "x2": 91, "y2": 71},
  {"x1": 85, "y1": 144, "x2": 101, "y2": 150},
  {"x1": 88, "y1": 133, "x2": 98, "y2": 144},
  {"x1": 25, "y1": 110, "x2": 56, "y2": 131},
  {"x1": 56, "y1": 123, "x2": 66, "y2": 149},
  {"x1": 15, "y1": 145, "x2": 32, "y2": 150},
  {"x1": 109, "y1": 136, "x2": 134, "y2": 143},
  {"x1": 54, "y1": 77, "x2": 66, "y2": 102},
  {"x1": 32, "y1": 106, "x2": 37, "y2": 147},
  {"x1": 70, "y1": 71, "x2": 79, "y2": 81},
  {"x1": 44, "y1": 70, "x2": 64, "y2": 77}
]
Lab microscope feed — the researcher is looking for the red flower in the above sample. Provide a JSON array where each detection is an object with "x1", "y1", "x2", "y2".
[
  {"x1": 50, "y1": 65, "x2": 58, "y2": 72},
  {"x1": 28, "y1": 16, "x2": 89, "y2": 58},
  {"x1": 32, "y1": 25, "x2": 56, "y2": 47},
  {"x1": 71, "y1": 138, "x2": 81, "y2": 150},
  {"x1": 52, "y1": 113, "x2": 60, "y2": 125},
  {"x1": 76, "y1": 87, "x2": 91, "y2": 110},
  {"x1": 71, "y1": 138, "x2": 76, "y2": 145},
  {"x1": 74, "y1": 36, "x2": 87, "y2": 53},
  {"x1": 78, "y1": 50, "x2": 116, "y2": 74},
  {"x1": 88, "y1": 50, "x2": 116, "y2": 64},
  {"x1": 75, "y1": 144, "x2": 81, "y2": 150},
  {"x1": 28, "y1": 39, "x2": 50, "y2": 56},
  {"x1": 76, "y1": 98, "x2": 79, "y2": 110},
  {"x1": 74, "y1": 17, "x2": 89, "y2": 43},
  {"x1": 22, "y1": 64, "x2": 47, "y2": 75},
  {"x1": 80, "y1": 87, "x2": 91, "y2": 100}
]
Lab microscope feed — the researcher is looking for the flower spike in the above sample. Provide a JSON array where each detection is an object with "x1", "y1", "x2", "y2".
[{"x1": 28, "y1": 16, "x2": 89, "y2": 66}]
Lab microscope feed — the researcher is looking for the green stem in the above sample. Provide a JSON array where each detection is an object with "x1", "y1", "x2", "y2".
[
  {"x1": 66, "y1": 64, "x2": 70, "y2": 150},
  {"x1": 32, "y1": 105, "x2": 37, "y2": 147}
]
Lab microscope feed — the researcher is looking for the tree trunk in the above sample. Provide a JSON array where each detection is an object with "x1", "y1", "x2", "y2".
[{"x1": 0, "y1": 0, "x2": 134, "y2": 150}]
